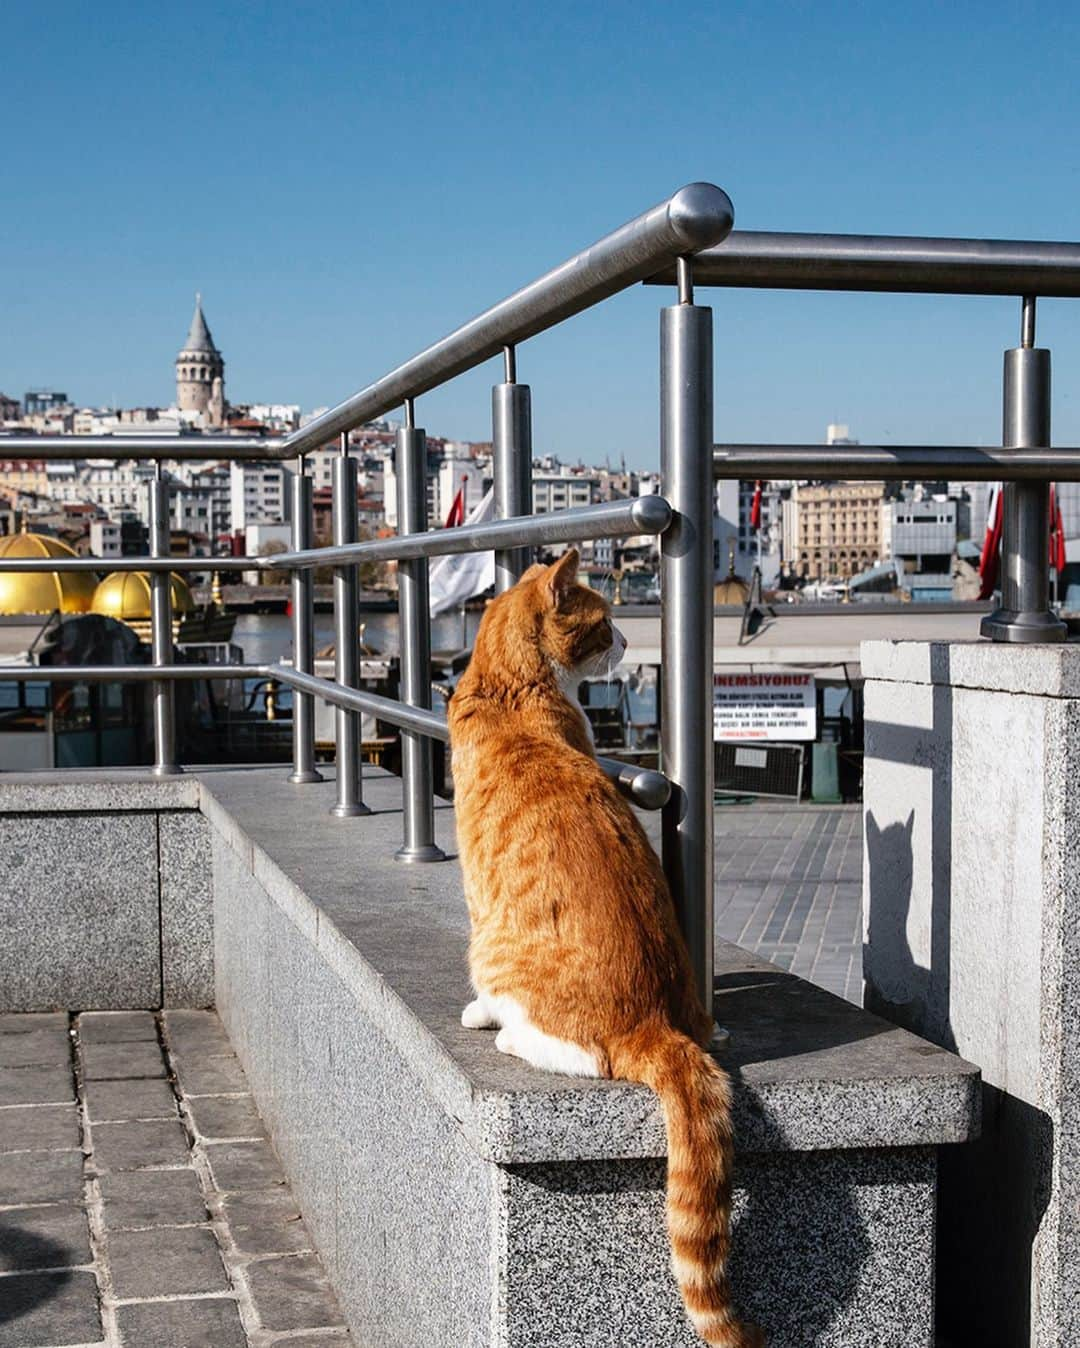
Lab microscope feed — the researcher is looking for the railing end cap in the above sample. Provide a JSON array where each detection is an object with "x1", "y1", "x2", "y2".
[
  {"x1": 667, "y1": 183, "x2": 735, "y2": 254},
  {"x1": 630, "y1": 494, "x2": 673, "y2": 534}
]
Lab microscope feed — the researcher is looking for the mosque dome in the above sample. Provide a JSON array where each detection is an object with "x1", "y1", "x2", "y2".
[
  {"x1": 92, "y1": 571, "x2": 195, "y2": 623},
  {"x1": 0, "y1": 531, "x2": 98, "y2": 615}
]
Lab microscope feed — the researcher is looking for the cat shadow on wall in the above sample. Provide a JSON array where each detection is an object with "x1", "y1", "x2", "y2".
[{"x1": 862, "y1": 810, "x2": 936, "y2": 1040}]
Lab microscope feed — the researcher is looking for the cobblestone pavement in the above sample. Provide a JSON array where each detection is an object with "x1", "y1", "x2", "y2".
[
  {"x1": 0, "y1": 1010, "x2": 351, "y2": 1348},
  {"x1": 714, "y1": 803, "x2": 863, "y2": 1004}
]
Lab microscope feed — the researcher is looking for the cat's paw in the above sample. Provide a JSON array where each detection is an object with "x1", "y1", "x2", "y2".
[
  {"x1": 495, "y1": 1027, "x2": 518, "y2": 1057},
  {"x1": 461, "y1": 999, "x2": 496, "y2": 1030}
]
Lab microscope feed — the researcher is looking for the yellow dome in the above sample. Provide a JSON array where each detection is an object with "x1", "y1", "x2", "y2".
[
  {"x1": 714, "y1": 575, "x2": 750, "y2": 605},
  {"x1": 92, "y1": 571, "x2": 195, "y2": 622},
  {"x1": 0, "y1": 531, "x2": 98, "y2": 615}
]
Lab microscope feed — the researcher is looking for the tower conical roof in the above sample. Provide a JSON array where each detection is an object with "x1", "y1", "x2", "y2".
[{"x1": 181, "y1": 294, "x2": 219, "y2": 355}]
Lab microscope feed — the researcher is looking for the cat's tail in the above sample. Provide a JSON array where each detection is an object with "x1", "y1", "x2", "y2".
[{"x1": 610, "y1": 1024, "x2": 763, "y2": 1348}]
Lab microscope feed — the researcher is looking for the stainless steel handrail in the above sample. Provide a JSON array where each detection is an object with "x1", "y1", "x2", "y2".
[
  {"x1": 713, "y1": 444, "x2": 1080, "y2": 481},
  {"x1": 0, "y1": 498, "x2": 672, "y2": 574},
  {"x1": 647, "y1": 230, "x2": 1080, "y2": 296},
  {"x1": 0, "y1": 658, "x2": 669, "y2": 811}
]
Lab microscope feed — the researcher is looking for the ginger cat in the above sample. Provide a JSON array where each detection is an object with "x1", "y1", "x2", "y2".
[{"x1": 448, "y1": 551, "x2": 761, "y2": 1348}]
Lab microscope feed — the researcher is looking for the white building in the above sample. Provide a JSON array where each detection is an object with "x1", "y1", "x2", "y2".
[{"x1": 229, "y1": 462, "x2": 289, "y2": 533}]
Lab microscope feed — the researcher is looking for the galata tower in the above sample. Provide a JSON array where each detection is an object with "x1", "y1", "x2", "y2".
[{"x1": 176, "y1": 294, "x2": 225, "y2": 427}]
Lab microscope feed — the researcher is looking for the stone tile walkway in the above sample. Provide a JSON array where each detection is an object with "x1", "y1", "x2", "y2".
[
  {"x1": 0, "y1": 1010, "x2": 352, "y2": 1348},
  {"x1": 713, "y1": 803, "x2": 863, "y2": 1004}
]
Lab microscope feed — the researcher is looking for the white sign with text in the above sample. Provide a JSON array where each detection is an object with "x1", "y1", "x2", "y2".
[{"x1": 713, "y1": 672, "x2": 817, "y2": 742}]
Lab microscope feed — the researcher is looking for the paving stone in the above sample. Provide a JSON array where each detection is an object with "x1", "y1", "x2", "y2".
[
  {"x1": 0, "y1": 1013, "x2": 69, "y2": 1034},
  {"x1": 0, "y1": 1148, "x2": 84, "y2": 1206},
  {"x1": 204, "y1": 1139, "x2": 287, "y2": 1192},
  {"x1": 0, "y1": 1028, "x2": 72, "y2": 1069},
  {"x1": 0, "y1": 1204, "x2": 91, "y2": 1272},
  {"x1": 0, "y1": 1064, "x2": 73, "y2": 1106},
  {"x1": 162, "y1": 1010, "x2": 233, "y2": 1056},
  {"x1": 245, "y1": 1252, "x2": 345, "y2": 1333},
  {"x1": 77, "y1": 1010, "x2": 158, "y2": 1044},
  {"x1": 0, "y1": 1103, "x2": 81, "y2": 1153},
  {"x1": 173, "y1": 1053, "x2": 247, "y2": 1095},
  {"x1": 282, "y1": 1336, "x2": 354, "y2": 1346},
  {"x1": 186, "y1": 1093, "x2": 266, "y2": 1141},
  {"x1": 84, "y1": 1077, "x2": 178, "y2": 1123},
  {"x1": 80, "y1": 1039, "x2": 166, "y2": 1081},
  {"x1": 222, "y1": 1188, "x2": 313, "y2": 1256},
  {"x1": 106, "y1": 1224, "x2": 228, "y2": 1299},
  {"x1": 99, "y1": 1167, "x2": 208, "y2": 1229},
  {"x1": 116, "y1": 1296, "x2": 246, "y2": 1348},
  {"x1": 90, "y1": 1118, "x2": 190, "y2": 1171},
  {"x1": 0, "y1": 1269, "x2": 101, "y2": 1347}
]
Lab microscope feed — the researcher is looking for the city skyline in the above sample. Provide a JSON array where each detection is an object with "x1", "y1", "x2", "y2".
[{"x1": 6, "y1": 4, "x2": 1080, "y2": 463}]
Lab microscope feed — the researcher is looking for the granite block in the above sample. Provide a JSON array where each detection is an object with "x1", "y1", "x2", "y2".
[
  {"x1": 0, "y1": 1064, "x2": 73, "y2": 1106},
  {"x1": 159, "y1": 812, "x2": 214, "y2": 1007},
  {"x1": 0, "y1": 813, "x2": 160, "y2": 1011},
  {"x1": 245, "y1": 1253, "x2": 346, "y2": 1333},
  {"x1": 116, "y1": 1297, "x2": 246, "y2": 1348},
  {"x1": 501, "y1": 1147, "x2": 935, "y2": 1348},
  {"x1": 0, "y1": 1148, "x2": 84, "y2": 1206},
  {"x1": 90, "y1": 1118, "x2": 190, "y2": 1171},
  {"x1": 0, "y1": 1103, "x2": 81, "y2": 1153},
  {"x1": 77, "y1": 1010, "x2": 158, "y2": 1044},
  {"x1": 186, "y1": 1093, "x2": 266, "y2": 1141},
  {"x1": 106, "y1": 1224, "x2": 228, "y2": 1298},
  {"x1": 84, "y1": 1077, "x2": 177, "y2": 1122},
  {"x1": 0, "y1": 1028, "x2": 72, "y2": 1068},
  {"x1": 99, "y1": 1167, "x2": 208, "y2": 1229},
  {"x1": 0, "y1": 770, "x2": 198, "y2": 814},
  {"x1": 80, "y1": 1039, "x2": 166, "y2": 1081},
  {"x1": 0, "y1": 1269, "x2": 101, "y2": 1348},
  {"x1": 0, "y1": 1205, "x2": 91, "y2": 1272}
]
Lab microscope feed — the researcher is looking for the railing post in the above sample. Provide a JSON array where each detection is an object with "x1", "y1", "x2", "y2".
[
  {"x1": 330, "y1": 435, "x2": 368, "y2": 816},
  {"x1": 288, "y1": 459, "x2": 323, "y2": 784},
  {"x1": 493, "y1": 344, "x2": 534, "y2": 592},
  {"x1": 660, "y1": 258, "x2": 715, "y2": 1019},
  {"x1": 394, "y1": 404, "x2": 445, "y2": 861},
  {"x1": 981, "y1": 296, "x2": 1067, "y2": 642},
  {"x1": 149, "y1": 465, "x2": 180, "y2": 775}
]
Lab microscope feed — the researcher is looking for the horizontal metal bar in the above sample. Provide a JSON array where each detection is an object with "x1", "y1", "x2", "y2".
[
  {"x1": 280, "y1": 183, "x2": 734, "y2": 456},
  {"x1": 265, "y1": 496, "x2": 673, "y2": 570},
  {"x1": 0, "y1": 663, "x2": 270, "y2": 681},
  {"x1": 0, "y1": 435, "x2": 292, "y2": 462},
  {"x1": 0, "y1": 499, "x2": 671, "y2": 577},
  {"x1": 0, "y1": 656, "x2": 671, "y2": 809},
  {"x1": 0, "y1": 555, "x2": 255, "y2": 573},
  {"x1": 713, "y1": 444, "x2": 1080, "y2": 481},
  {"x1": 646, "y1": 230, "x2": 1080, "y2": 296}
]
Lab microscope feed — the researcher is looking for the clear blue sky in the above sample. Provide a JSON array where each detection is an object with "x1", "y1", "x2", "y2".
[{"x1": 4, "y1": 1, "x2": 1080, "y2": 466}]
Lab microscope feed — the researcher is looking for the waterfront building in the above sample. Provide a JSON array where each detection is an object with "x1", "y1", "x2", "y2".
[{"x1": 793, "y1": 481, "x2": 887, "y2": 580}]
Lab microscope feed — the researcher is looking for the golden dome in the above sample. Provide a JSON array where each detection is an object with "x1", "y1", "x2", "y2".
[
  {"x1": 92, "y1": 571, "x2": 195, "y2": 622},
  {"x1": 0, "y1": 531, "x2": 98, "y2": 615},
  {"x1": 714, "y1": 574, "x2": 750, "y2": 605}
]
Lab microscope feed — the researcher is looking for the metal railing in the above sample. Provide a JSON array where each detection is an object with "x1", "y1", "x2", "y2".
[{"x1": 5, "y1": 189, "x2": 1080, "y2": 1019}]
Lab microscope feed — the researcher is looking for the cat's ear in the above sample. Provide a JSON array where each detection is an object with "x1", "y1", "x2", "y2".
[
  {"x1": 520, "y1": 563, "x2": 548, "y2": 584},
  {"x1": 546, "y1": 549, "x2": 580, "y2": 609}
]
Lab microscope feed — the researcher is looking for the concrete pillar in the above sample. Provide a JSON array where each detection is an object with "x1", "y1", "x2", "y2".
[{"x1": 862, "y1": 640, "x2": 1080, "y2": 1348}]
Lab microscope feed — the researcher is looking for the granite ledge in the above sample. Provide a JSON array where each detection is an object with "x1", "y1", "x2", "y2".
[
  {"x1": 862, "y1": 638, "x2": 1080, "y2": 697},
  {"x1": 0, "y1": 768, "x2": 201, "y2": 813},
  {"x1": 197, "y1": 767, "x2": 981, "y2": 1167}
]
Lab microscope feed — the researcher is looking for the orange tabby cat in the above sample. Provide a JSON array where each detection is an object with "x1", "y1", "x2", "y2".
[{"x1": 448, "y1": 550, "x2": 761, "y2": 1348}]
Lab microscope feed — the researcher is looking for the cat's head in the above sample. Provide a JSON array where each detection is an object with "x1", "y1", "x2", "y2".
[{"x1": 477, "y1": 549, "x2": 627, "y2": 686}]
